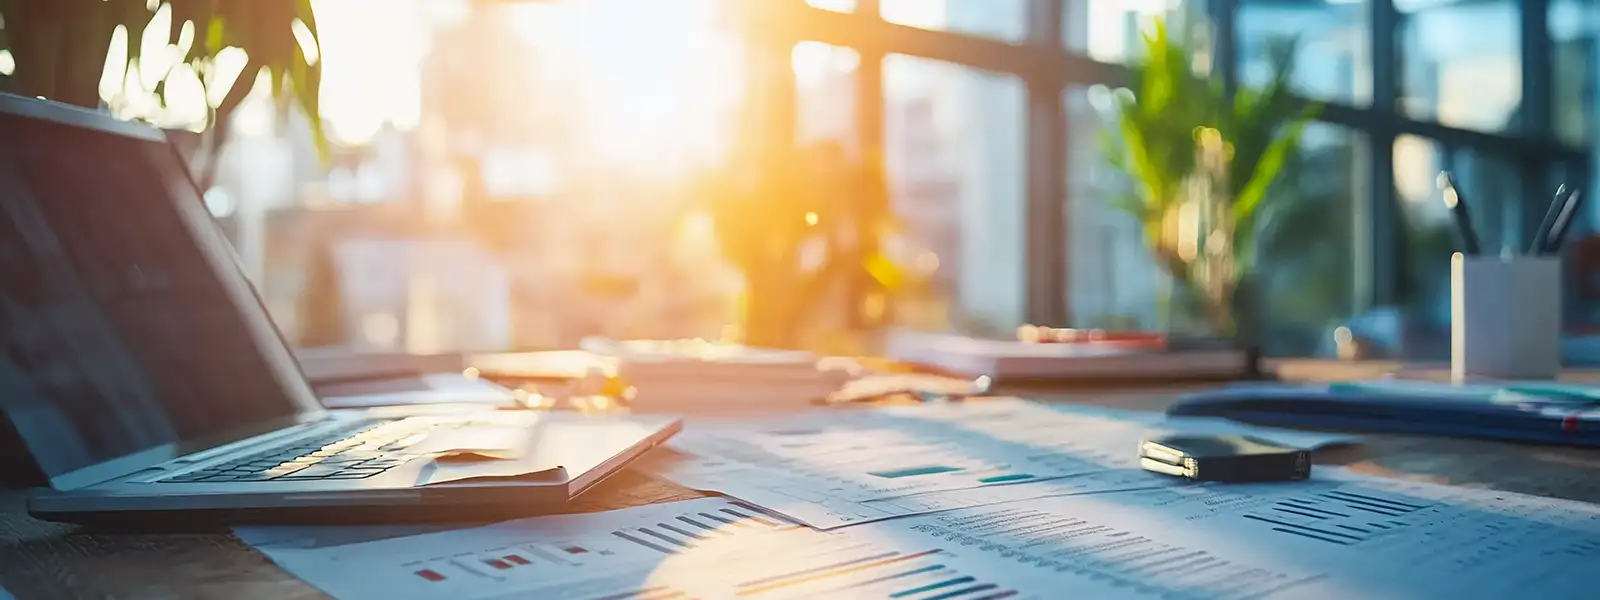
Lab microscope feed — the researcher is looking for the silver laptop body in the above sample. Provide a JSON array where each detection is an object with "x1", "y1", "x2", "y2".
[{"x1": 0, "y1": 93, "x2": 679, "y2": 524}]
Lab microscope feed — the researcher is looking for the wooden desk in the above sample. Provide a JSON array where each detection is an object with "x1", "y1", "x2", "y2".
[{"x1": 5, "y1": 363, "x2": 1600, "y2": 599}]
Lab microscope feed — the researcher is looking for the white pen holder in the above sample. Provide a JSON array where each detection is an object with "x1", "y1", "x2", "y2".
[{"x1": 1451, "y1": 253, "x2": 1562, "y2": 381}]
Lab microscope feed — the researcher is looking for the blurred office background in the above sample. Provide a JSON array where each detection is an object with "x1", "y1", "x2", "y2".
[{"x1": 11, "y1": 0, "x2": 1593, "y2": 359}]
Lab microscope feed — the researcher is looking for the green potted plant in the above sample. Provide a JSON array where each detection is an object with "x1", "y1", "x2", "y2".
[
  {"x1": 1100, "y1": 18, "x2": 1320, "y2": 345},
  {"x1": 0, "y1": 0, "x2": 328, "y2": 183}
]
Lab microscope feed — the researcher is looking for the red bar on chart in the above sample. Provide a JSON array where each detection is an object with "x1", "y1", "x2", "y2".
[{"x1": 415, "y1": 569, "x2": 446, "y2": 582}]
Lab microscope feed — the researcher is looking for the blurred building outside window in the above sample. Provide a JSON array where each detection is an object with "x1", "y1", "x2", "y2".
[
  {"x1": 881, "y1": 0, "x2": 1028, "y2": 43},
  {"x1": 1550, "y1": 0, "x2": 1598, "y2": 149},
  {"x1": 884, "y1": 54, "x2": 1027, "y2": 338},
  {"x1": 1064, "y1": 0, "x2": 1190, "y2": 64},
  {"x1": 1063, "y1": 84, "x2": 1166, "y2": 331},
  {"x1": 1397, "y1": 0, "x2": 1522, "y2": 133},
  {"x1": 1237, "y1": 0, "x2": 1371, "y2": 107}
]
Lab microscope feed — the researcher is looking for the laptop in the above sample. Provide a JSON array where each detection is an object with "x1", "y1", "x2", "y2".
[{"x1": 0, "y1": 93, "x2": 682, "y2": 525}]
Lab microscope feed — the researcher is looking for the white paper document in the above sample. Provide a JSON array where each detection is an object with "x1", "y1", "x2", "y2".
[
  {"x1": 239, "y1": 496, "x2": 1068, "y2": 600},
  {"x1": 240, "y1": 473, "x2": 1600, "y2": 600},
  {"x1": 860, "y1": 471, "x2": 1600, "y2": 600},
  {"x1": 646, "y1": 399, "x2": 1359, "y2": 528}
]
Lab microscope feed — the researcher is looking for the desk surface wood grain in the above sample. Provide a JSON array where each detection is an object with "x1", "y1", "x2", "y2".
[{"x1": 6, "y1": 362, "x2": 1600, "y2": 599}]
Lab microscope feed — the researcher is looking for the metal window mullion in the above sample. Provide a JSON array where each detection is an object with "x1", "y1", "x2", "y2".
[
  {"x1": 1369, "y1": 0, "x2": 1401, "y2": 307},
  {"x1": 1026, "y1": 0, "x2": 1068, "y2": 326}
]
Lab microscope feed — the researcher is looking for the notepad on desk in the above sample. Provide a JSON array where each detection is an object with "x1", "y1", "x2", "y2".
[{"x1": 885, "y1": 329, "x2": 1253, "y2": 381}]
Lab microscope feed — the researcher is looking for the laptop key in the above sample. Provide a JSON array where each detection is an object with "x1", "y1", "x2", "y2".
[
  {"x1": 275, "y1": 465, "x2": 349, "y2": 479},
  {"x1": 263, "y1": 465, "x2": 309, "y2": 478}
]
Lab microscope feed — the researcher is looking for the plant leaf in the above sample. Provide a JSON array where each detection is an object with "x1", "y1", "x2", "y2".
[{"x1": 1231, "y1": 106, "x2": 1316, "y2": 224}]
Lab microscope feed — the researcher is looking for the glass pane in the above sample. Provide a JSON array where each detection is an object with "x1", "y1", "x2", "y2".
[
  {"x1": 1062, "y1": 84, "x2": 1166, "y2": 330},
  {"x1": 1392, "y1": 135, "x2": 1526, "y2": 358},
  {"x1": 238, "y1": 0, "x2": 754, "y2": 352},
  {"x1": 1250, "y1": 123, "x2": 1367, "y2": 357},
  {"x1": 884, "y1": 55, "x2": 1026, "y2": 336},
  {"x1": 793, "y1": 42, "x2": 859, "y2": 149},
  {"x1": 1237, "y1": 0, "x2": 1372, "y2": 106},
  {"x1": 1063, "y1": 0, "x2": 1189, "y2": 64},
  {"x1": 1397, "y1": 0, "x2": 1521, "y2": 133},
  {"x1": 806, "y1": 0, "x2": 857, "y2": 12},
  {"x1": 1066, "y1": 83, "x2": 1366, "y2": 355},
  {"x1": 1552, "y1": 0, "x2": 1596, "y2": 147},
  {"x1": 881, "y1": 0, "x2": 1028, "y2": 43}
]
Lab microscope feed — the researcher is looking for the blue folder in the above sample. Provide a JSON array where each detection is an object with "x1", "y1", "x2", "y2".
[{"x1": 1167, "y1": 380, "x2": 1600, "y2": 446}]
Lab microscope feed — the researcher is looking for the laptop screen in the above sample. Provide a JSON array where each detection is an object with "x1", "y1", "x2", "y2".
[{"x1": 0, "y1": 99, "x2": 321, "y2": 484}]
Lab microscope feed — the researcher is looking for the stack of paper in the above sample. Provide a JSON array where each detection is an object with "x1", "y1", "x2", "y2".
[
  {"x1": 578, "y1": 338, "x2": 857, "y2": 413},
  {"x1": 885, "y1": 329, "x2": 1249, "y2": 380}
]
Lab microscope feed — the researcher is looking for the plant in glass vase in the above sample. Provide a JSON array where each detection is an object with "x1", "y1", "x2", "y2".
[{"x1": 1100, "y1": 18, "x2": 1319, "y2": 346}]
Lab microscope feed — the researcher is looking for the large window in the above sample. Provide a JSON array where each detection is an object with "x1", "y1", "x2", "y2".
[{"x1": 194, "y1": 0, "x2": 1594, "y2": 356}]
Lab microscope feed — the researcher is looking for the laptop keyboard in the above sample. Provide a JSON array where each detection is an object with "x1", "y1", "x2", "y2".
[{"x1": 161, "y1": 420, "x2": 433, "y2": 483}]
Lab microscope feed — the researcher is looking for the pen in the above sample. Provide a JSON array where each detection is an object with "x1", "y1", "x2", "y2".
[
  {"x1": 1438, "y1": 172, "x2": 1481, "y2": 255},
  {"x1": 1529, "y1": 185, "x2": 1570, "y2": 255},
  {"x1": 1541, "y1": 188, "x2": 1586, "y2": 255}
]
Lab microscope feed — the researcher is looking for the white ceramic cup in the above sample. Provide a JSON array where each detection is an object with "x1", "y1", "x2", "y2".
[{"x1": 1450, "y1": 253, "x2": 1562, "y2": 381}]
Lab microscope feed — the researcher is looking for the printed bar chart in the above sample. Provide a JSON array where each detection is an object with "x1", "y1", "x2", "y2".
[{"x1": 1239, "y1": 488, "x2": 1431, "y2": 546}]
